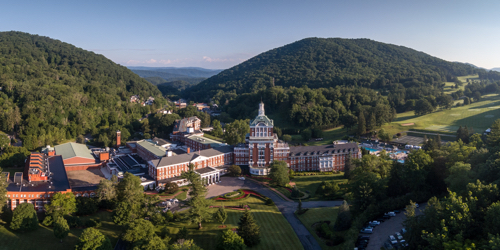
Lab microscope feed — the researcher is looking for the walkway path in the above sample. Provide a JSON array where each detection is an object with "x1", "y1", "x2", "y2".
[{"x1": 206, "y1": 177, "x2": 343, "y2": 250}]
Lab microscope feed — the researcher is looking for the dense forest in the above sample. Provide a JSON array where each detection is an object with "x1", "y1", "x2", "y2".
[
  {"x1": 0, "y1": 32, "x2": 167, "y2": 150},
  {"x1": 184, "y1": 38, "x2": 500, "y2": 130}
]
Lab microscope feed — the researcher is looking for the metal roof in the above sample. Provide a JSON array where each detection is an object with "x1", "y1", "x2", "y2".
[
  {"x1": 187, "y1": 135, "x2": 223, "y2": 146},
  {"x1": 151, "y1": 146, "x2": 233, "y2": 168},
  {"x1": 54, "y1": 142, "x2": 94, "y2": 160},
  {"x1": 289, "y1": 142, "x2": 359, "y2": 156},
  {"x1": 136, "y1": 140, "x2": 167, "y2": 157},
  {"x1": 250, "y1": 115, "x2": 274, "y2": 127}
]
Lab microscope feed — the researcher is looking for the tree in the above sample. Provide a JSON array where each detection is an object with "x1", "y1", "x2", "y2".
[
  {"x1": 75, "y1": 227, "x2": 112, "y2": 250},
  {"x1": 228, "y1": 165, "x2": 242, "y2": 177},
  {"x1": 0, "y1": 167, "x2": 8, "y2": 217},
  {"x1": 0, "y1": 133, "x2": 9, "y2": 150},
  {"x1": 487, "y1": 119, "x2": 500, "y2": 147},
  {"x1": 163, "y1": 181, "x2": 179, "y2": 194},
  {"x1": 268, "y1": 161, "x2": 289, "y2": 186},
  {"x1": 212, "y1": 120, "x2": 223, "y2": 138},
  {"x1": 44, "y1": 192, "x2": 77, "y2": 218},
  {"x1": 116, "y1": 172, "x2": 144, "y2": 203},
  {"x1": 113, "y1": 200, "x2": 142, "y2": 226},
  {"x1": 445, "y1": 162, "x2": 476, "y2": 196},
  {"x1": 171, "y1": 239, "x2": 202, "y2": 250},
  {"x1": 282, "y1": 134, "x2": 292, "y2": 142},
  {"x1": 10, "y1": 203, "x2": 39, "y2": 232},
  {"x1": 485, "y1": 201, "x2": 500, "y2": 236},
  {"x1": 76, "y1": 135, "x2": 86, "y2": 144},
  {"x1": 377, "y1": 129, "x2": 391, "y2": 142},
  {"x1": 181, "y1": 164, "x2": 213, "y2": 229},
  {"x1": 238, "y1": 209, "x2": 260, "y2": 247},
  {"x1": 96, "y1": 179, "x2": 117, "y2": 201},
  {"x1": 333, "y1": 200, "x2": 351, "y2": 231},
  {"x1": 122, "y1": 219, "x2": 156, "y2": 243},
  {"x1": 216, "y1": 229, "x2": 246, "y2": 250},
  {"x1": 214, "y1": 204, "x2": 228, "y2": 226},
  {"x1": 75, "y1": 197, "x2": 98, "y2": 216},
  {"x1": 300, "y1": 128, "x2": 312, "y2": 141},
  {"x1": 344, "y1": 154, "x2": 354, "y2": 179},
  {"x1": 357, "y1": 111, "x2": 366, "y2": 136},
  {"x1": 414, "y1": 98, "x2": 434, "y2": 116},
  {"x1": 367, "y1": 112, "x2": 377, "y2": 131},
  {"x1": 224, "y1": 119, "x2": 250, "y2": 145},
  {"x1": 464, "y1": 97, "x2": 470, "y2": 105},
  {"x1": 53, "y1": 216, "x2": 70, "y2": 242},
  {"x1": 177, "y1": 226, "x2": 189, "y2": 240}
]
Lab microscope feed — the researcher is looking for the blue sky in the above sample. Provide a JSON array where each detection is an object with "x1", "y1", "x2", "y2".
[{"x1": 1, "y1": 1, "x2": 499, "y2": 69}]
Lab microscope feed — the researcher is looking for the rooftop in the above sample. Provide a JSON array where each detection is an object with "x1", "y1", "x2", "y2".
[
  {"x1": 289, "y1": 142, "x2": 359, "y2": 156},
  {"x1": 187, "y1": 135, "x2": 224, "y2": 146},
  {"x1": 54, "y1": 142, "x2": 94, "y2": 160},
  {"x1": 151, "y1": 146, "x2": 233, "y2": 168},
  {"x1": 6, "y1": 155, "x2": 71, "y2": 192},
  {"x1": 136, "y1": 140, "x2": 167, "y2": 157}
]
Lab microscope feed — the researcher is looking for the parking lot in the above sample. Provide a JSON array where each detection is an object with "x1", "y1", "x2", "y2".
[{"x1": 361, "y1": 204, "x2": 425, "y2": 250}]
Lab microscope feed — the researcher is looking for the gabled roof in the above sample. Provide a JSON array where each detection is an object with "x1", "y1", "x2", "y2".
[
  {"x1": 151, "y1": 146, "x2": 233, "y2": 168},
  {"x1": 54, "y1": 142, "x2": 94, "y2": 160}
]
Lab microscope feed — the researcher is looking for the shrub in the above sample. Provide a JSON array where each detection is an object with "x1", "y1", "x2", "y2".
[
  {"x1": 163, "y1": 182, "x2": 179, "y2": 194},
  {"x1": 319, "y1": 223, "x2": 334, "y2": 239},
  {"x1": 332, "y1": 235, "x2": 345, "y2": 245},
  {"x1": 65, "y1": 216, "x2": 83, "y2": 228},
  {"x1": 75, "y1": 197, "x2": 98, "y2": 216},
  {"x1": 265, "y1": 199, "x2": 274, "y2": 206},
  {"x1": 85, "y1": 218, "x2": 101, "y2": 228},
  {"x1": 291, "y1": 186, "x2": 302, "y2": 198}
]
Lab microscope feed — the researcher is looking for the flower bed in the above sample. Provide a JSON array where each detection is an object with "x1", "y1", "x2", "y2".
[{"x1": 213, "y1": 189, "x2": 267, "y2": 201}]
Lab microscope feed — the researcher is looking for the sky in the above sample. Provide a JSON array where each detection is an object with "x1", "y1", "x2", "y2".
[{"x1": 1, "y1": 1, "x2": 499, "y2": 70}]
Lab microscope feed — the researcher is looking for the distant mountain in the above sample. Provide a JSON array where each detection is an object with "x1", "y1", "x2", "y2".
[
  {"x1": 186, "y1": 37, "x2": 480, "y2": 101},
  {"x1": 491, "y1": 67, "x2": 500, "y2": 72},
  {"x1": 128, "y1": 67, "x2": 222, "y2": 78}
]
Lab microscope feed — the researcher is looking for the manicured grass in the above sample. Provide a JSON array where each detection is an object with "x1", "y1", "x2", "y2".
[
  {"x1": 203, "y1": 134, "x2": 224, "y2": 142},
  {"x1": 381, "y1": 93, "x2": 500, "y2": 137},
  {"x1": 291, "y1": 126, "x2": 347, "y2": 146},
  {"x1": 297, "y1": 207, "x2": 346, "y2": 250},
  {"x1": 175, "y1": 191, "x2": 188, "y2": 201},
  {"x1": 293, "y1": 174, "x2": 347, "y2": 201},
  {"x1": 0, "y1": 211, "x2": 122, "y2": 250},
  {"x1": 164, "y1": 197, "x2": 303, "y2": 250}
]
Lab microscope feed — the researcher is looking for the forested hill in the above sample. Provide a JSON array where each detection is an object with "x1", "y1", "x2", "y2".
[
  {"x1": 0, "y1": 31, "x2": 166, "y2": 150},
  {"x1": 186, "y1": 37, "x2": 480, "y2": 100}
]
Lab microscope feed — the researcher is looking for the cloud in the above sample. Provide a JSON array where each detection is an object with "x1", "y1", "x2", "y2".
[
  {"x1": 202, "y1": 56, "x2": 239, "y2": 63},
  {"x1": 91, "y1": 48, "x2": 156, "y2": 52}
]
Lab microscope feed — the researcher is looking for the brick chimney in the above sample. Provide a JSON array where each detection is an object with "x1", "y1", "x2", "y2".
[
  {"x1": 116, "y1": 130, "x2": 121, "y2": 148},
  {"x1": 187, "y1": 147, "x2": 190, "y2": 154}
]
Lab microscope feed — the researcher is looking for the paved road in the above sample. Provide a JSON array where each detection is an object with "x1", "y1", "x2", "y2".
[
  {"x1": 365, "y1": 204, "x2": 426, "y2": 250},
  {"x1": 206, "y1": 177, "x2": 343, "y2": 250}
]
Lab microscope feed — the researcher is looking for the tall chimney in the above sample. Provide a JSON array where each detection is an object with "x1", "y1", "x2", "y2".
[
  {"x1": 116, "y1": 130, "x2": 121, "y2": 148},
  {"x1": 187, "y1": 147, "x2": 190, "y2": 154}
]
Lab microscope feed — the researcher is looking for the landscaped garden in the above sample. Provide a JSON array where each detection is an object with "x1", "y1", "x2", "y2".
[
  {"x1": 162, "y1": 196, "x2": 304, "y2": 250},
  {"x1": 293, "y1": 174, "x2": 348, "y2": 201}
]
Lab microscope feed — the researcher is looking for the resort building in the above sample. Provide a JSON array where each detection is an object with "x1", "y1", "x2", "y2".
[{"x1": 234, "y1": 102, "x2": 361, "y2": 175}]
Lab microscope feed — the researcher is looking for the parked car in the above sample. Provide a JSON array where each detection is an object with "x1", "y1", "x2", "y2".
[
  {"x1": 383, "y1": 215, "x2": 390, "y2": 219},
  {"x1": 384, "y1": 242, "x2": 394, "y2": 249},
  {"x1": 238, "y1": 177, "x2": 245, "y2": 180},
  {"x1": 394, "y1": 210, "x2": 400, "y2": 213},
  {"x1": 389, "y1": 235, "x2": 398, "y2": 245},
  {"x1": 385, "y1": 212, "x2": 396, "y2": 217},
  {"x1": 370, "y1": 221, "x2": 381, "y2": 225},
  {"x1": 401, "y1": 228, "x2": 407, "y2": 234},
  {"x1": 358, "y1": 235, "x2": 370, "y2": 240},
  {"x1": 395, "y1": 232, "x2": 403, "y2": 240},
  {"x1": 360, "y1": 228, "x2": 373, "y2": 234}
]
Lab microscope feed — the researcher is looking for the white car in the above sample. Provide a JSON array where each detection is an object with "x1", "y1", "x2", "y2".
[
  {"x1": 389, "y1": 235, "x2": 398, "y2": 245},
  {"x1": 370, "y1": 221, "x2": 381, "y2": 225},
  {"x1": 385, "y1": 212, "x2": 396, "y2": 217},
  {"x1": 238, "y1": 177, "x2": 245, "y2": 180},
  {"x1": 395, "y1": 232, "x2": 403, "y2": 240}
]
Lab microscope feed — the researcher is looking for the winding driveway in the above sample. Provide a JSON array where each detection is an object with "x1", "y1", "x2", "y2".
[{"x1": 206, "y1": 177, "x2": 343, "y2": 250}]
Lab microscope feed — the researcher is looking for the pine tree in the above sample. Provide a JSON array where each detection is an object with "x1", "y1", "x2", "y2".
[
  {"x1": 344, "y1": 155, "x2": 354, "y2": 179},
  {"x1": 216, "y1": 229, "x2": 246, "y2": 250},
  {"x1": 368, "y1": 112, "x2": 377, "y2": 131},
  {"x1": 357, "y1": 111, "x2": 366, "y2": 136},
  {"x1": 214, "y1": 204, "x2": 228, "y2": 226},
  {"x1": 238, "y1": 209, "x2": 260, "y2": 247}
]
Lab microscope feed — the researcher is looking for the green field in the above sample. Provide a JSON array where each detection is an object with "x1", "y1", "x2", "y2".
[
  {"x1": 297, "y1": 207, "x2": 344, "y2": 249},
  {"x1": 293, "y1": 174, "x2": 347, "y2": 201},
  {"x1": 382, "y1": 93, "x2": 500, "y2": 137},
  {"x1": 165, "y1": 197, "x2": 303, "y2": 250},
  {"x1": 0, "y1": 211, "x2": 121, "y2": 250},
  {"x1": 291, "y1": 126, "x2": 347, "y2": 146},
  {"x1": 175, "y1": 190, "x2": 188, "y2": 200},
  {"x1": 442, "y1": 74, "x2": 479, "y2": 94}
]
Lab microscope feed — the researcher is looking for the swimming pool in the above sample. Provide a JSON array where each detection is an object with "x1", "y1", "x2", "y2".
[{"x1": 361, "y1": 146, "x2": 380, "y2": 152}]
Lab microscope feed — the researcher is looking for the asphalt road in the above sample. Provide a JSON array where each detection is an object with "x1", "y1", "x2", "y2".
[
  {"x1": 206, "y1": 176, "x2": 343, "y2": 250},
  {"x1": 364, "y1": 204, "x2": 426, "y2": 250}
]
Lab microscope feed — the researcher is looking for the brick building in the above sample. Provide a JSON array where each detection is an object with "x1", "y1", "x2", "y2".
[
  {"x1": 234, "y1": 102, "x2": 361, "y2": 175},
  {"x1": 170, "y1": 116, "x2": 225, "y2": 151},
  {"x1": 52, "y1": 142, "x2": 103, "y2": 171},
  {"x1": 148, "y1": 146, "x2": 233, "y2": 187}
]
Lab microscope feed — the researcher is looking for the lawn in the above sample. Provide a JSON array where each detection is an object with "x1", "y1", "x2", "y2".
[
  {"x1": 175, "y1": 190, "x2": 188, "y2": 201},
  {"x1": 381, "y1": 93, "x2": 500, "y2": 137},
  {"x1": 293, "y1": 174, "x2": 347, "y2": 201},
  {"x1": 291, "y1": 126, "x2": 348, "y2": 146},
  {"x1": 203, "y1": 134, "x2": 224, "y2": 142},
  {"x1": 0, "y1": 211, "x2": 122, "y2": 250},
  {"x1": 297, "y1": 207, "x2": 346, "y2": 250},
  {"x1": 163, "y1": 197, "x2": 303, "y2": 250}
]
